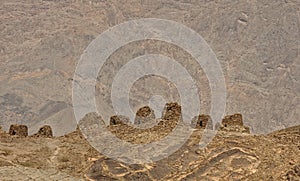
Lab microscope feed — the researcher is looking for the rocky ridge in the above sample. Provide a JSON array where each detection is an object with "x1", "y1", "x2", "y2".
[{"x1": 0, "y1": 105, "x2": 298, "y2": 180}]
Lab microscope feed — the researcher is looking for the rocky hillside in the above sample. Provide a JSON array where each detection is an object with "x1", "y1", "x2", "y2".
[
  {"x1": 0, "y1": 111, "x2": 299, "y2": 180},
  {"x1": 0, "y1": 1, "x2": 299, "y2": 180}
]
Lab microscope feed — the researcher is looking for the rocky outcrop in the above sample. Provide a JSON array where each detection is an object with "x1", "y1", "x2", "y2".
[{"x1": 86, "y1": 122, "x2": 300, "y2": 181}]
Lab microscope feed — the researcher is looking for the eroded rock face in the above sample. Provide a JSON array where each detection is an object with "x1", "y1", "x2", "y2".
[{"x1": 8, "y1": 124, "x2": 28, "y2": 137}]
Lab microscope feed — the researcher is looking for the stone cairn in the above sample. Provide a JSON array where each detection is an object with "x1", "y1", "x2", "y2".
[
  {"x1": 34, "y1": 125, "x2": 53, "y2": 138},
  {"x1": 192, "y1": 114, "x2": 213, "y2": 129},
  {"x1": 161, "y1": 102, "x2": 182, "y2": 121},
  {"x1": 222, "y1": 114, "x2": 244, "y2": 127},
  {"x1": 221, "y1": 113, "x2": 250, "y2": 133},
  {"x1": 9, "y1": 124, "x2": 28, "y2": 137},
  {"x1": 110, "y1": 115, "x2": 131, "y2": 126},
  {"x1": 7, "y1": 124, "x2": 53, "y2": 137},
  {"x1": 134, "y1": 106, "x2": 156, "y2": 128}
]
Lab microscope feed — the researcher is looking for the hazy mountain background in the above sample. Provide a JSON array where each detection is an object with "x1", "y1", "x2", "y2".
[{"x1": 0, "y1": 0, "x2": 299, "y2": 136}]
